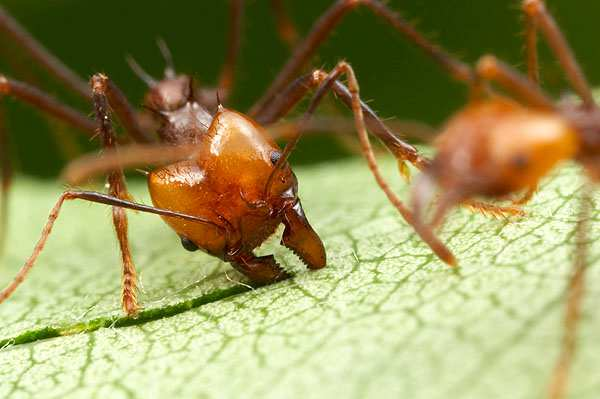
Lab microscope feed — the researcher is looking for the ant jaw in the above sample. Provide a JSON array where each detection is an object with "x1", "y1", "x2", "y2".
[{"x1": 281, "y1": 199, "x2": 326, "y2": 270}]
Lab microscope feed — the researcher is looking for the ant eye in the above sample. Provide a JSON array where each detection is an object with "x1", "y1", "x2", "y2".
[
  {"x1": 180, "y1": 236, "x2": 199, "y2": 252},
  {"x1": 270, "y1": 151, "x2": 282, "y2": 165},
  {"x1": 512, "y1": 154, "x2": 529, "y2": 170}
]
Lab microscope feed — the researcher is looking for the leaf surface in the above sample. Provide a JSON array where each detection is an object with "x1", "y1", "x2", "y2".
[{"x1": 0, "y1": 158, "x2": 598, "y2": 399}]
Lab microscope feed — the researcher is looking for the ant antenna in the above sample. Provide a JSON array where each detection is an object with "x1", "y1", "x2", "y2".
[
  {"x1": 216, "y1": 91, "x2": 223, "y2": 108},
  {"x1": 157, "y1": 37, "x2": 176, "y2": 79},
  {"x1": 126, "y1": 55, "x2": 157, "y2": 87},
  {"x1": 187, "y1": 76, "x2": 196, "y2": 102}
]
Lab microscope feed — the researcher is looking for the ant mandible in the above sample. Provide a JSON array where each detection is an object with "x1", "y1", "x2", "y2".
[{"x1": 400, "y1": 1, "x2": 597, "y2": 398}]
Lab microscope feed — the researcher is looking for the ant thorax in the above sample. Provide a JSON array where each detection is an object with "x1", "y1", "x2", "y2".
[
  {"x1": 157, "y1": 100, "x2": 213, "y2": 144},
  {"x1": 142, "y1": 74, "x2": 214, "y2": 145}
]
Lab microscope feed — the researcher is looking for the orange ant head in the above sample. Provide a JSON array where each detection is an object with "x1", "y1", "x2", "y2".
[
  {"x1": 197, "y1": 106, "x2": 297, "y2": 200},
  {"x1": 148, "y1": 106, "x2": 325, "y2": 270},
  {"x1": 413, "y1": 97, "x2": 579, "y2": 226}
]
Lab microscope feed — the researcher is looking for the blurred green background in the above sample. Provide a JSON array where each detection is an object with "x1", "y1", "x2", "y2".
[{"x1": 1, "y1": 0, "x2": 599, "y2": 177}]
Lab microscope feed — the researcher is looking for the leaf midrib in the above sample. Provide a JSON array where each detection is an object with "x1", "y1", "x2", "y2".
[{"x1": 0, "y1": 284, "x2": 251, "y2": 349}]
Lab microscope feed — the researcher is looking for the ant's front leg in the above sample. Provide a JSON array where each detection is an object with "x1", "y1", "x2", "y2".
[
  {"x1": 263, "y1": 61, "x2": 456, "y2": 265},
  {"x1": 90, "y1": 74, "x2": 139, "y2": 315}
]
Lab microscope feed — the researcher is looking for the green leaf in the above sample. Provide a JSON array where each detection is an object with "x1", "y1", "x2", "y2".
[{"x1": 0, "y1": 158, "x2": 598, "y2": 399}]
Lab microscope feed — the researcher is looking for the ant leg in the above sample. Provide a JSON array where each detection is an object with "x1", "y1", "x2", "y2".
[
  {"x1": 547, "y1": 185, "x2": 593, "y2": 399},
  {"x1": 249, "y1": 0, "x2": 473, "y2": 117},
  {"x1": 90, "y1": 74, "x2": 141, "y2": 315},
  {"x1": 0, "y1": 72, "x2": 149, "y2": 146},
  {"x1": 61, "y1": 143, "x2": 200, "y2": 185},
  {"x1": 462, "y1": 200, "x2": 525, "y2": 219},
  {"x1": 0, "y1": 189, "x2": 224, "y2": 310},
  {"x1": 270, "y1": 0, "x2": 300, "y2": 49},
  {"x1": 217, "y1": 0, "x2": 244, "y2": 99},
  {"x1": 269, "y1": 116, "x2": 439, "y2": 161},
  {"x1": 0, "y1": 6, "x2": 89, "y2": 100},
  {"x1": 0, "y1": 75, "x2": 96, "y2": 136},
  {"x1": 476, "y1": 55, "x2": 555, "y2": 110},
  {"x1": 523, "y1": 2, "x2": 540, "y2": 84},
  {"x1": 268, "y1": 116, "x2": 436, "y2": 143},
  {"x1": 256, "y1": 70, "x2": 429, "y2": 174},
  {"x1": 522, "y1": 0, "x2": 595, "y2": 108},
  {"x1": 268, "y1": 61, "x2": 456, "y2": 265},
  {"x1": 90, "y1": 74, "x2": 153, "y2": 143}
]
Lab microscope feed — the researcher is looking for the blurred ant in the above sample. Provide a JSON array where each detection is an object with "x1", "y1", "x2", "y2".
[
  {"x1": 0, "y1": 0, "x2": 520, "y2": 320},
  {"x1": 399, "y1": 1, "x2": 596, "y2": 398}
]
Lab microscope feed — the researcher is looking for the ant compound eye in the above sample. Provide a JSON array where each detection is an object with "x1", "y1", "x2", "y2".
[
  {"x1": 270, "y1": 151, "x2": 282, "y2": 165},
  {"x1": 180, "y1": 236, "x2": 199, "y2": 252},
  {"x1": 511, "y1": 154, "x2": 530, "y2": 170}
]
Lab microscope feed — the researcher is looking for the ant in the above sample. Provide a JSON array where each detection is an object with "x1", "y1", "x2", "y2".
[
  {"x1": 391, "y1": 1, "x2": 596, "y2": 398},
  {"x1": 0, "y1": 0, "x2": 521, "y2": 321}
]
